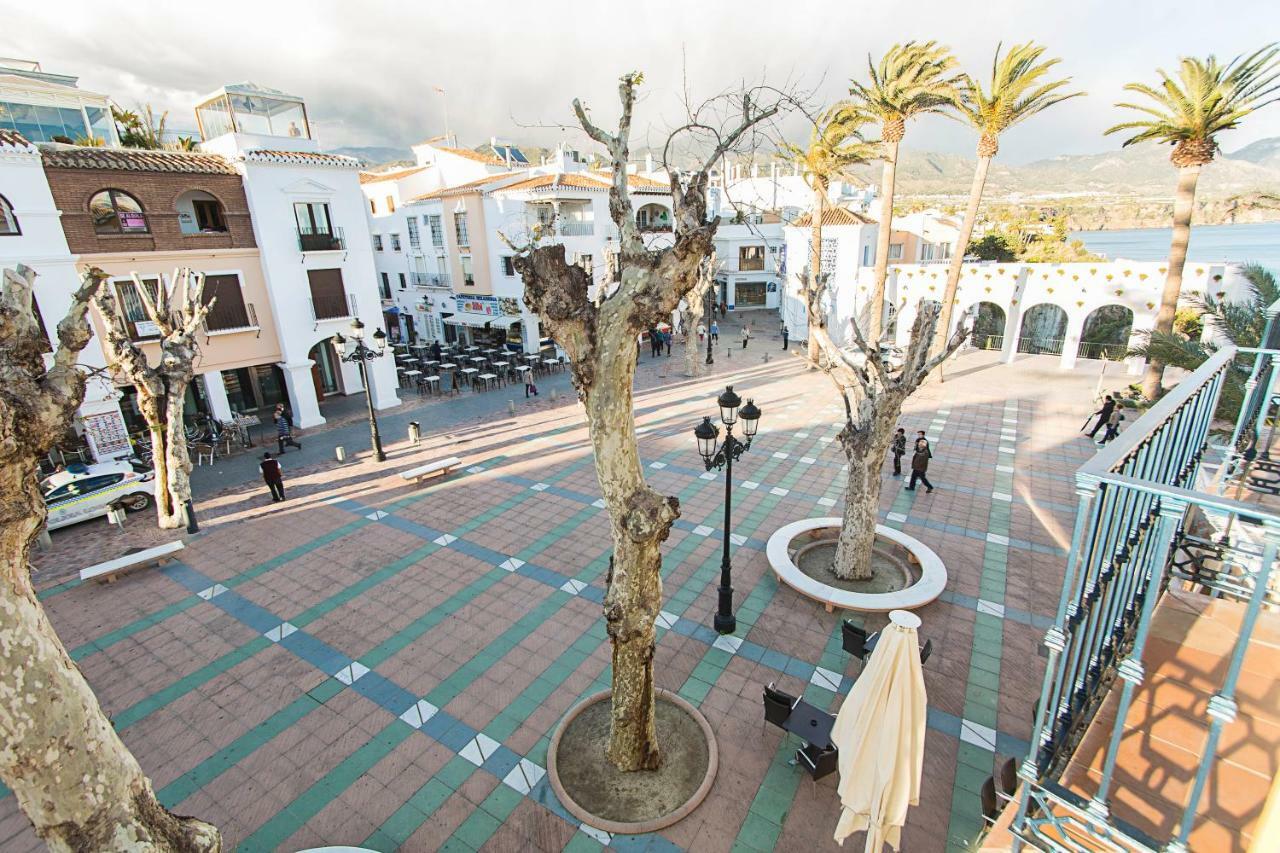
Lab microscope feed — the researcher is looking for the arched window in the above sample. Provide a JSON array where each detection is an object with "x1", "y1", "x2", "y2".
[
  {"x1": 0, "y1": 194, "x2": 18, "y2": 236},
  {"x1": 89, "y1": 189, "x2": 148, "y2": 234}
]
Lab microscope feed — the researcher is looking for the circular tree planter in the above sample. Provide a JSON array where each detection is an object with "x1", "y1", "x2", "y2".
[
  {"x1": 547, "y1": 689, "x2": 718, "y2": 834},
  {"x1": 766, "y1": 518, "x2": 947, "y2": 612}
]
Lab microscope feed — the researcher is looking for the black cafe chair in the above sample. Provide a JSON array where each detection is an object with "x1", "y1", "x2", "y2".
[
  {"x1": 796, "y1": 743, "x2": 839, "y2": 793},
  {"x1": 763, "y1": 682, "x2": 798, "y2": 733}
]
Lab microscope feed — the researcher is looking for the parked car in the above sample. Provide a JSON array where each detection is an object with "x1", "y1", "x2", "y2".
[{"x1": 41, "y1": 460, "x2": 154, "y2": 531}]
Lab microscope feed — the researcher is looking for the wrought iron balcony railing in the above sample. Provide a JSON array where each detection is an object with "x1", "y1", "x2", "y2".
[{"x1": 297, "y1": 226, "x2": 345, "y2": 252}]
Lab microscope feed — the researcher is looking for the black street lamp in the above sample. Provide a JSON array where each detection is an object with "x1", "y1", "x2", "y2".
[
  {"x1": 704, "y1": 287, "x2": 715, "y2": 366},
  {"x1": 693, "y1": 385, "x2": 762, "y2": 634},
  {"x1": 331, "y1": 318, "x2": 388, "y2": 462}
]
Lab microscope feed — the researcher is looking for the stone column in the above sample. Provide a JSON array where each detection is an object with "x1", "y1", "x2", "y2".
[
  {"x1": 1001, "y1": 302, "x2": 1023, "y2": 364},
  {"x1": 367, "y1": 352, "x2": 401, "y2": 411},
  {"x1": 202, "y1": 370, "x2": 233, "y2": 421},
  {"x1": 279, "y1": 360, "x2": 325, "y2": 429},
  {"x1": 1060, "y1": 311, "x2": 1087, "y2": 371}
]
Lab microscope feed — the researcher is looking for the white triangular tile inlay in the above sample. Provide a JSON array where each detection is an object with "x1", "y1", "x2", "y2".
[
  {"x1": 334, "y1": 661, "x2": 370, "y2": 685},
  {"x1": 399, "y1": 699, "x2": 439, "y2": 729},
  {"x1": 460, "y1": 732, "x2": 501, "y2": 766},
  {"x1": 499, "y1": 558, "x2": 524, "y2": 572},
  {"x1": 712, "y1": 635, "x2": 742, "y2": 654},
  {"x1": 197, "y1": 584, "x2": 228, "y2": 600},
  {"x1": 433, "y1": 533, "x2": 457, "y2": 546},
  {"x1": 265, "y1": 622, "x2": 297, "y2": 642}
]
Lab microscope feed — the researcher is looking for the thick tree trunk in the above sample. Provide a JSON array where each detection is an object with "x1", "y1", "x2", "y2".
[
  {"x1": 160, "y1": 384, "x2": 194, "y2": 530},
  {"x1": 0, "y1": 471, "x2": 220, "y2": 851},
  {"x1": 807, "y1": 186, "x2": 826, "y2": 366},
  {"x1": 1142, "y1": 164, "x2": 1201, "y2": 399},
  {"x1": 831, "y1": 407, "x2": 899, "y2": 580},
  {"x1": 934, "y1": 155, "x2": 991, "y2": 355},
  {"x1": 584, "y1": 344, "x2": 676, "y2": 771},
  {"x1": 683, "y1": 304, "x2": 702, "y2": 378},
  {"x1": 868, "y1": 141, "x2": 900, "y2": 344}
]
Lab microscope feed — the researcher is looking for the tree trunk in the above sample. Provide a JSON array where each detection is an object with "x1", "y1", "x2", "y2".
[
  {"x1": 1143, "y1": 164, "x2": 1201, "y2": 399},
  {"x1": 807, "y1": 185, "x2": 826, "y2": 366},
  {"x1": 683, "y1": 302, "x2": 702, "y2": 378},
  {"x1": 934, "y1": 154, "x2": 991, "y2": 356},
  {"x1": 584, "y1": 343, "x2": 676, "y2": 771},
  {"x1": 160, "y1": 384, "x2": 194, "y2": 530},
  {"x1": 868, "y1": 141, "x2": 900, "y2": 344},
  {"x1": 831, "y1": 407, "x2": 898, "y2": 580}
]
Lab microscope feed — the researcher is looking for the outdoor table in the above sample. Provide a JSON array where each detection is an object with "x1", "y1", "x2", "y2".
[
  {"x1": 403, "y1": 369, "x2": 422, "y2": 388},
  {"x1": 478, "y1": 373, "x2": 498, "y2": 391},
  {"x1": 515, "y1": 365, "x2": 532, "y2": 380},
  {"x1": 543, "y1": 359, "x2": 564, "y2": 374},
  {"x1": 460, "y1": 367, "x2": 479, "y2": 389},
  {"x1": 463, "y1": 346, "x2": 479, "y2": 353},
  {"x1": 438, "y1": 362, "x2": 456, "y2": 371},
  {"x1": 421, "y1": 375, "x2": 440, "y2": 395},
  {"x1": 783, "y1": 699, "x2": 836, "y2": 750},
  {"x1": 492, "y1": 360, "x2": 509, "y2": 378}
]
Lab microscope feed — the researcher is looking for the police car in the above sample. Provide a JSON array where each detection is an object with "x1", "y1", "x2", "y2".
[{"x1": 41, "y1": 460, "x2": 154, "y2": 531}]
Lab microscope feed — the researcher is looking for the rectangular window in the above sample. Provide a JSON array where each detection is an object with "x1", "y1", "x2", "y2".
[
  {"x1": 308, "y1": 268, "x2": 349, "y2": 320},
  {"x1": 191, "y1": 199, "x2": 226, "y2": 232},
  {"x1": 428, "y1": 215, "x2": 444, "y2": 247},
  {"x1": 202, "y1": 274, "x2": 253, "y2": 332},
  {"x1": 888, "y1": 243, "x2": 904, "y2": 260},
  {"x1": 390, "y1": 233, "x2": 402, "y2": 252},
  {"x1": 406, "y1": 217, "x2": 420, "y2": 249},
  {"x1": 373, "y1": 234, "x2": 383, "y2": 251},
  {"x1": 460, "y1": 255, "x2": 474, "y2": 286},
  {"x1": 862, "y1": 245, "x2": 872, "y2": 266},
  {"x1": 578, "y1": 254, "x2": 593, "y2": 273},
  {"x1": 398, "y1": 272, "x2": 407, "y2": 290},
  {"x1": 501, "y1": 256, "x2": 515, "y2": 277},
  {"x1": 380, "y1": 272, "x2": 391, "y2": 299},
  {"x1": 293, "y1": 202, "x2": 331, "y2": 234},
  {"x1": 739, "y1": 245, "x2": 765, "y2": 271},
  {"x1": 370, "y1": 198, "x2": 376, "y2": 214},
  {"x1": 454, "y1": 212, "x2": 469, "y2": 246},
  {"x1": 115, "y1": 277, "x2": 162, "y2": 340},
  {"x1": 385, "y1": 195, "x2": 396, "y2": 213}
]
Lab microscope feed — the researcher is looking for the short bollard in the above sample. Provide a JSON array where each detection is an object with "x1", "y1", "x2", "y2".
[
  {"x1": 408, "y1": 421, "x2": 421, "y2": 445},
  {"x1": 336, "y1": 445, "x2": 347, "y2": 462},
  {"x1": 508, "y1": 400, "x2": 516, "y2": 416},
  {"x1": 550, "y1": 388, "x2": 559, "y2": 401}
]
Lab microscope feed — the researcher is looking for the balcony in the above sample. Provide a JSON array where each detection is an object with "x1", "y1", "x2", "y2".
[
  {"x1": 1005, "y1": 343, "x2": 1280, "y2": 852},
  {"x1": 558, "y1": 221, "x2": 595, "y2": 237},
  {"x1": 204, "y1": 302, "x2": 259, "y2": 335},
  {"x1": 310, "y1": 291, "x2": 356, "y2": 324},
  {"x1": 297, "y1": 226, "x2": 345, "y2": 252},
  {"x1": 412, "y1": 272, "x2": 451, "y2": 288},
  {"x1": 637, "y1": 222, "x2": 673, "y2": 234}
]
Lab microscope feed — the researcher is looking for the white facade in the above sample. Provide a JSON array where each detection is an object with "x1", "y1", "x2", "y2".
[
  {"x1": 0, "y1": 131, "x2": 129, "y2": 459},
  {"x1": 780, "y1": 215, "x2": 881, "y2": 341},
  {"x1": 711, "y1": 221, "x2": 785, "y2": 313},
  {"x1": 200, "y1": 97, "x2": 399, "y2": 428}
]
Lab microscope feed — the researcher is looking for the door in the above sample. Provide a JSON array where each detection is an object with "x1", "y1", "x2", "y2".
[
  {"x1": 311, "y1": 364, "x2": 326, "y2": 401},
  {"x1": 736, "y1": 282, "x2": 767, "y2": 307}
]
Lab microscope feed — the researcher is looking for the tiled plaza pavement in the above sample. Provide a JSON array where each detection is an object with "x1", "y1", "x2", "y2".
[{"x1": 4, "y1": 350, "x2": 1112, "y2": 852}]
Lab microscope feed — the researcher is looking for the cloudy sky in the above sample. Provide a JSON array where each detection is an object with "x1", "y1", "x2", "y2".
[{"x1": 4, "y1": 0, "x2": 1278, "y2": 163}]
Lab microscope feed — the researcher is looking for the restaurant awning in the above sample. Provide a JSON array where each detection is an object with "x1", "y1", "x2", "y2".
[{"x1": 442, "y1": 312, "x2": 520, "y2": 329}]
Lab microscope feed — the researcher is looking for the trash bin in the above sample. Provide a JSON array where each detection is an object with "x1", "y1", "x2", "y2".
[{"x1": 409, "y1": 422, "x2": 421, "y2": 445}]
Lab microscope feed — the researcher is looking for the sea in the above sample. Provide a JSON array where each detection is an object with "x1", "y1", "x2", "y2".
[{"x1": 1070, "y1": 221, "x2": 1280, "y2": 278}]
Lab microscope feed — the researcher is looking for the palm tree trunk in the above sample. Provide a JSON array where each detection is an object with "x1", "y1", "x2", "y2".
[
  {"x1": 1142, "y1": 164, "x2": 1201, "y2": 399},
  {"x1": 868, "y1": 141, "x2": 900, "y2": 344},
  {"x1": 807, "y1": 186, "x2": 826, "y2": 365},
  {"x1": 934, "y1": 154, "x2": 991, "y2": 355}
]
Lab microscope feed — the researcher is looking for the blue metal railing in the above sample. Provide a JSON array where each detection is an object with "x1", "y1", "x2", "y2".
[{"x1": 1010, "y1": 345, "x2": 1280, "y2": 852}]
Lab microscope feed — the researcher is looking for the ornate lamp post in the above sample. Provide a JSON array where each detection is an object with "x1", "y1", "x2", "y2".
[
  {"x1": 331, "y1": 318, "x2": 388, "y2": 462},
  {"x1": 693, "y1": 385, "x2": 762, "y2": 634}
]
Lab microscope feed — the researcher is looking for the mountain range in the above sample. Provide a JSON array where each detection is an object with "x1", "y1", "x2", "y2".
[{"x1": 329, "y1": 137, "x2": 1280, "y2": 202}]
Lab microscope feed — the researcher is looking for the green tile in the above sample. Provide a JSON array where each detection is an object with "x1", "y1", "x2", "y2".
[
  {"x1": 451, "y1": 810, "x2": 502, "y2": 849},
  {"x1": 437, "y1": 755, "x2": 477, "y2": 790}
]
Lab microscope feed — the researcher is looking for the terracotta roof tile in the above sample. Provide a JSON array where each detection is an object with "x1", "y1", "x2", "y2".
[
  {"x1": 792, "y1": 207, "x2": 875, "y2": 227},
  {"x1": 37, "y1": 144, "x2": 238, "y2": 175},
  {"x1": 408, "y1": 171, "x2": 523, "y2": 201},
  {"x1": 492, "y1": 173, "x2": 609, "y2": 194},
  {"x1": 435, "y1": 146, "x2": 506, "y2": 166},
  {"x1": 243, "y1": 149, "x2": 361, "y2": 168},
  {"x1": 359, "y1": 165, "x2": 429, "y2": 184},
  {"x1": 0, "y1": 129, "x2": 34, "y2": 151}
]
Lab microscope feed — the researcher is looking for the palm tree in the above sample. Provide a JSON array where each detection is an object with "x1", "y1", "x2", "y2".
[
  {"x1": 933, "y1": 43, "x2": 1083, "y2": 355},
  {"x1": 783, "y1": 106, "x2": 879, "y2": 365},
  {"x1": 848, "y1": 41, "x2": 962, "y2": 344},
  {"x1": 1107, "y1": 45, "x2": 1280, "y2": 399},
  {"x1": 1130, "y1": 263, "x2": 1280, "y2": 418}
]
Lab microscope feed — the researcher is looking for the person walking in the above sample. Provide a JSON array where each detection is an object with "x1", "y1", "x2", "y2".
[
  {"x1": 524, "y1": 372, "x2": 539, "y2": 398},
  {"x1": 781, "y1": 324, "x2": 789, "y2": 350},
  {"x1": 697, "y1": 322, "x2": 706, "y2": 342},
  {"x1": 430, "y1": 339, "x2": 442, "y2": 361},
  {"x1": 890, "y1": 428, "x2": 907, "y2": 477},
  {"x1": 710, "y1": 320, "x2": 719, "y2": 343},
  {"x1": 719, "y1": 300, "x2": 728, "y2": 318},
  {"x1": 663, "y1": 329, "x2": 672, "y2": 356},
  {"x1": 905, "y1": 438, "x2": 934, "y2": 492},
  {"x1": 1086, "y1": 395, "x2": 1116, "y2": 439},
  {"x1": 273, "y1": 404, "x2": 301, "y2": 454},
  {"x1": 260, "y1": 452, "x2": 285, "y2": 502},
  {"x1": 1097, "y1": 408, "x2": 1124, "y2": 446},
  {"x1": 741, "y1": 324, "x2": 750, "y2": 349}
]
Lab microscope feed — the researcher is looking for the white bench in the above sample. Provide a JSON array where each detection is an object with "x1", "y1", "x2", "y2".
[
  {"x1": 80, "y1": 540, "x2": 185, "y2": 584},
  {"x1": 398, "y1": 456, "x2": 462, "y2": 485}
]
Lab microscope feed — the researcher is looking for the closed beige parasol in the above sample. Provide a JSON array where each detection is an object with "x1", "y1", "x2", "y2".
[{"x1": 832, "y1": 609, "x2": 928, "y2": 851}]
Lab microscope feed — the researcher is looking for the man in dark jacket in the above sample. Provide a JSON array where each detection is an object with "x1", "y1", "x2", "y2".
[
  {"x1": 890, "y1": 428, "x2": 907, "y2": 477},
  {"x1": 260, "y1": 452, "x2": 285, "y2": 502},
  {"x1": 905, "y1": 438, "x2": 934, "y2": 493},
  {"x1": 1087, "y1": 395, "x2": 1116, "y2": 439}
]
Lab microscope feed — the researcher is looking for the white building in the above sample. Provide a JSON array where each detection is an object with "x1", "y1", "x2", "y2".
[
  {"x1": 0, "y1": 128, "x2": 129, "y2": 460},
  {"x1": 196, "y1": 83, "x2": 399, "y2": 428},
  {"x1": 890, "y1": 210, "x2": 961, "y2": 264},
  {"x1": 711, "y1": 218, "x2": 785, "y2": 313},
  {"x1": 779, "y1": 208, "x2": 881, "y2": 340}
]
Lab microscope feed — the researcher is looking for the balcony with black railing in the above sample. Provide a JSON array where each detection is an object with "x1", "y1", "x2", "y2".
[
  {"x1": 411, "y1": 272, "x2": 451, "y2": 288},
  {"x1": 297, "y1": 225, "x2": 345, "y2": 252}
]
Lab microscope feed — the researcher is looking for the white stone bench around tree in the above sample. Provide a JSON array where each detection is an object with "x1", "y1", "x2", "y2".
[
  {"x1": 79, "y1": 540, "x2": 186, "y2": 584},
  {"x1": 765, "y1": 518, "x2": 947, "y2": 613},
  {"x1": 398, "y1": 456, "x2": 462, "y2": 486}
]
